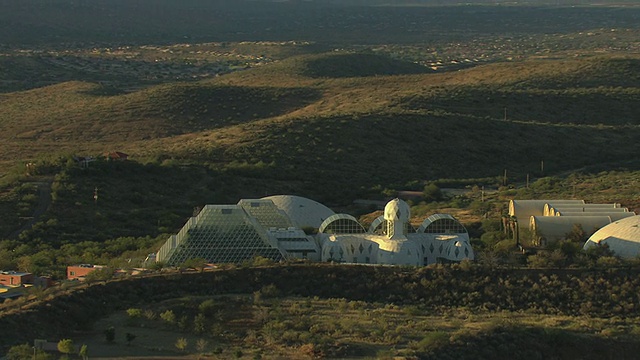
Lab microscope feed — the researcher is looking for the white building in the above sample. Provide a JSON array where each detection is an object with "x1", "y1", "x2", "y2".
[
  {"x1": 508, "y1": 199, "x2": 634, "y2": 245},
  {"x1": 583, "y1": 215, "x2": 640, "y2": 259},
  {"x1": 156, "y1": 196, "x2": 473, "y2": 267}
]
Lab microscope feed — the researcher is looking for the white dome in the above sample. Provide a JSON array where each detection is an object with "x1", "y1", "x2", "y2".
[
  {"x1": 262, "y1": 195, "x2": 335, "y2": 229},
  {"x1": 384, "y1": 198, "x2": 411, "y2": 223},
  {"x1": 584, "y1": 215, "x2": 640, "y2": 259}
]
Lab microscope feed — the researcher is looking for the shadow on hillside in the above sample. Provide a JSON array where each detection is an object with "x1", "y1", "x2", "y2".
[
  {"x1": 138, "y1": 84, "x2": 323, "y2": 130},
  {"x1": 80, "y1": 84, "x2": 129, "y2": 97},
  {"x1": 398, "y1": 88, "x2": 640, "y2": 125}
]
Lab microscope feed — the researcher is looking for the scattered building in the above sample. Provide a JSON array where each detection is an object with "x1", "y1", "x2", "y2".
[
  {"x1": 529, "y1": 216, "x2": 614, "y2": 246},
  {"x1": 0, "y1": 271, "x2": 34, "y2": 301},
  {"x1": 104, "y1": 151, "x2": 129, "y2": 161},
  {"x1": 67, "y1": 264, "x2": 104, "y2": 280},
  {"x1": 156, "y1": 196, "x2": 473, "y2": 267},
  {"x1": 508, "y1": 200, "x2": 585, "y2": 228},
  {"x1": 508, "y1": 199, "x2": 635, "y2": 246},
  {"x1": 0, "y1": 271, "x2": 34, "y2": 286},
  {"x1": 73, "y1": 155, "x2": 97, "y2": 168}
]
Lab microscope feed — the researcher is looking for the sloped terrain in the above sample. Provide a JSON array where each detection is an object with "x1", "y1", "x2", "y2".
[
  {"x1": 298, "y1": 52, "x2": 433, "y2": 78},
  {"x1": 4, "y1": 266, "x2": 640, "y2": 359},
  {"x1": 2, "y1": 53, "x2": 640, "y2": 245},
  {"x1": 1, "y1": 54, "x2": 639, "y2": 185}
]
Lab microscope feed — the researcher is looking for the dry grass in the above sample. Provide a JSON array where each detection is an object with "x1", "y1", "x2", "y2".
[
  {"x1": 1, "y1": 53, "x2": 638, "y2": 170},
  {"x1": 65, "y1": 294, "x2": 640, "y2": 359}
]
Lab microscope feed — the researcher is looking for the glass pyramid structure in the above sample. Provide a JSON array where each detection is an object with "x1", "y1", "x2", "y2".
[{"x1": 157, "y1": 203, "x2": 286, "y2": 266}]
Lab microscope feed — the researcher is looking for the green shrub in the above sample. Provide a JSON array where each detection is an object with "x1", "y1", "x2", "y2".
[
  {"x1": 160, "y1": 310, "x2": 176, "y2": 324},
  {"x1": 126, "y1": 308, "x2": 142, "y2": 318},
  {"x1": 415, "y1": 331, "x2": 449, "y2": 353}
]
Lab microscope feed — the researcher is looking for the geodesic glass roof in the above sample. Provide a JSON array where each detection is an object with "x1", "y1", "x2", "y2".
[
  {"x1": 156, "y1": 205, "x2": 284, "y2": 266},
  {"x1": 319, "y1": 214, "x2": 366, "y2": 234},
  {"x1": 417, "y1": 214, "x2": 467, "y2": 234}
]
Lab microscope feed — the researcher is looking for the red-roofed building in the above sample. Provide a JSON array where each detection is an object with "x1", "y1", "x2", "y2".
[{"x1": 105, "y1": 151, "x2": 129, "y2": 161}]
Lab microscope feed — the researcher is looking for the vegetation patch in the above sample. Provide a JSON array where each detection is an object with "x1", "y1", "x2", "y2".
[
  {"x1": 5, "y1": 265, "x2": 640, "y2": 358},
  {"x1": 299, "y1": 52, "x2": 433, "y2": 78}
]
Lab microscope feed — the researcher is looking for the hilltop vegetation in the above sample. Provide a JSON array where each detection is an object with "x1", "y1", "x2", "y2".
[
  {"x1": 299, "y1": 52, "x2": 433, "y2": 78},
  {"x1": 1, "y1": 52, "x2": 639, "y2": 254},
  {"x1": 5, "y1": 265, "x2": 640, "y2": 358},
  {"x1": 1, "y1": 2, "x2": 640, "y2": 358},
  {"x1": 1, "y1": 54, "x2": 639, "y2": 174}
]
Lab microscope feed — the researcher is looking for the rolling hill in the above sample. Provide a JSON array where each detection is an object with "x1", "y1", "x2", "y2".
[
  {"x1": 1, "y1": 52, "x2": 639, "y2": 182},
  {"x1": 2, "y1": 52, "x2": 639, "y2": 245}
]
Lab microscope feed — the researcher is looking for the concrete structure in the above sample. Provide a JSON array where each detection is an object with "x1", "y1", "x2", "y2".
[
  {"x1": 156, "y1": 196, "x2": 473, "y2": 267},
  {"x1": 583, "y1": 215, "x2": 640, "y2": 259}
]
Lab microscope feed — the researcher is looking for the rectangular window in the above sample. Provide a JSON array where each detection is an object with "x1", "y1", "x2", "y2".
[{"x1": 70, "y1": 271, "x2": 75, "y2": 276}]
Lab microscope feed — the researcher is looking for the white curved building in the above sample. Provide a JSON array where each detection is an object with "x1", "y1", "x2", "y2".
[
  {"x1": 157, "y1": 197, "x2": 473, "y2": 267},
  {"x1": 508, "y1": 198, "x2": 634, "y2": 246},
  {"x1": 509, "y1": 200, "x2": 585, "y2": 228},
  {"x1": 263, "y1": 195, "x2": 335, "y2": 229},
  {"x1": 544, "y1": 203, "x2": 624, "y2": 216},
  {"x1": 583, "y1": 216, "x2": 640, "y2": 259},
  {"x1": 530, "y1": 215, "x2": 613, "y2": 245},
  {"x1": 555, "y1": 212, "x2": 636, "y2": 221},
  {"x1": 319, "y1": 199, "x2": 473, "y2": 266}
]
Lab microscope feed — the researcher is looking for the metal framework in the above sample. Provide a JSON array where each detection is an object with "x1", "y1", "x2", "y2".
[
  {"x1": 417, "y1": 214, "x2": 467, "y2": 234},
  {"x1": 156, "y1": 205, "x2": 284, "y2": 266},
  {"x1": 319, "y1": 214, "x2": 366, "y2": 234},
  {"x1": 238, "y1": 199, "x2": 293, "y2": 229}
]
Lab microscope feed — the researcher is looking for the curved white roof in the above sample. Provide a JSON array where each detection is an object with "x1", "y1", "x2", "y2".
[
  {"x1": 530, "y1": 215, "x2": 612, "y2": 243},
  {"x1": 262, "y1": 195, "x2": 335, "y2": 229},
  {"x1": 509, "y1": 200, "x2": 584, "y2": 218},
  {"x1": 546, "y1": 204, "x2": 625, "y2": 216},
  {"x1": 555, "y1": 212, "x2": 636, "y2": 221},
  {"x1": 584, "y1": 215, "x2": 640, "y2": 259},
  {"x1": 417, "y1": 214, "x2": 467, "y2": 234},
  {"x1": 384, "y1": 198, "x2": 411, "y2": 222},
  {"x1": 319, "y1": 214, "x2": 366, "y2": 234}
]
